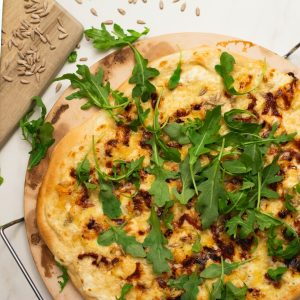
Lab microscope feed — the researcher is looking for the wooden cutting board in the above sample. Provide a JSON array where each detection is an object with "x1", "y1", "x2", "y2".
[
  {"x1": 0, "y1": 0, "x2": 83, "y2": 148},
  {"x1": 23, "y1": 33, "x2": 300, "y2": 299}
]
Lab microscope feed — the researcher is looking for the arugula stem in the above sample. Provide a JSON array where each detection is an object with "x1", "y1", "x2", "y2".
[
  {"x1": 190, "y1": 163, "x2": 198, "y2": 195},
  {"x1": 256, "y1": 172, "x2": 262, "y2": 209}
]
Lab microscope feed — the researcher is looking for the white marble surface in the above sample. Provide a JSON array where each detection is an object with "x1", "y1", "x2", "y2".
[{"x1": 0, "y1": 0, "x2": 299, "y2": 299}]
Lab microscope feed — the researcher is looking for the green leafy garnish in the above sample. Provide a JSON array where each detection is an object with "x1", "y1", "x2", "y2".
[
  {"x1": 67, "y1": 50, "x2": 77, "y2": 63},
  {"x1": 215, "y1": 52, "x2": 265, "y2": 95},
  {"x1": 168, "y1": 273, "x2": 203, "y2": 300},
  {"x1": 143, "y1": 207, "x2": 173, "y2": 274},
  {"x1": 224, "y1": 109, "x2": 260, "y2": 133},
  {"x1": 284, "y1": 193, "x2": 297, "y2": 212},
  {"x1": 163, "y1": 122, "x2": 191, "y2": 145},
  {"x1": 188, "y1": 105, "x2": 222, "y2": 192},
  {"x1": 98, "y1": 226, "x2": 146, "y2": 258},
  {"x1": 221, "y1": 282, "x2": 248, "y2": 300},
  {"x1": 98, "y1": 179, "x2": 122, "y2": 219},
  {"x1": 116, "y1": 283, "x2": 133, "y2": 300},
  {"x1": 129, "y1": 46, "x2": 160, "y2": 102},
  {"x1": 267, "y1": 266, "x2": 287, "y2": 281},
  {"x1": 168, "y1": 54, "x2": 182, "y2": 90},
  {"x1": 196, "y1": 141, "x2": 225, "y2": 229},
  {"x1": 267, "y1": 225, "x2": 300, "y2": 259},
  {"x1": 0, "y1": 175, "x2": 3, "y2": 186},
  {"x1": 56, "y1": 261, "x2": 69, "y2": 292},
  {"x1": 20, "y1": 96, "x2": 55, "y2": 170},
  {"x1": 85, "y1": 23, "x2": 149, "y2": 51},
  {"x1": 200, "y1": 259, "x2": 250, "y2": 279},
  {"x1": 54, "y1": 65, "x2": 129, "y2": 121},
  {"x1": 192, "y1": 235, "x2": 202, "y2": 253},
  {"x1": 75, "y1": 157, "x2": 96, "y2": 189}
]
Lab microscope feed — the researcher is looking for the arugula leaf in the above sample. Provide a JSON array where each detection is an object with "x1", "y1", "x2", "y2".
[
  {"x1": 163, "y1": 122, "x2": 190, "y2": 145},
  {"x1": 129, "y1": 97, "x2": 151, "y2": 131},
  {"x1": 67, "y1": 50, "x2": 77, "y2": 63},
  {"x1": 196, "y1": 159, "x2": 225, "y2": 229},
  {"x1": 222, "y1": 159, "x2": 250, "y2": 174},
  {"x1": 75, "y1": 157, "x2": 97, "y2": 190},
  {"x1": 0, "y1": 176, "x2": 3, "y2": 186},
  {"x1": 148, "y1": 165, "x2": 178, "y2": 207},
  {"x1": 56, "y1": 261, "x2": 69, "y2": 292},
  {"x1": 192, "y1": 235, "x2": 202, "y2": 253},
  {"x1": 173, "y1": 155, "x2": 197, "y2": 204},
  {"x1": 168, "y1": 273, "x2": 203, "y2": 300},
  {"x1": 129, "y1": 46, "x2": 160, "y2": 102},
  {"x1": 116, "y1": 283, "x2": 133, "y2": 300},
  {"x1": 225, "y1": 210, "x2": 256, "y2": 239},
  {"x1": 215, "y1": 52, "x2": 265, "y2": 95},
  {"x1": 20, "y1": 96, "x2": 55, "y2": 169},
  {"x1": 168, "y1": 54, "x2": 182, "y2": 90},
  {"x1": 200, "y1": 260, "x2": 250, "y2": 279},
  {"x1": 99, "y1": 179, "x2": 122, "y2": 219},
  {"x1": 98, "y1": 226, "x2": 146, "y2": 258},
  {"x1": 267, "y1": 266, "x2": 287, "y2": 281},
  {"x1": 189, "y1": 106, "x2": 222, "y2": 165},
  {"x1": 254, "y1": 210, "x2": 282, "y2": 231},
  {"x1": 267, "y1": 226, "x2": 300, "y2": 259},
  {"x1": 222, "y1": 282, "x2": 247, "y2": 300},
  {"x1": 54, "y1": 65, "x2": 129, "y2": 121},
  {"x1": 284, "y1": 194, "x2": 297, "y2": 212},
  {"x1": 162, "y1": 200, "x2": 174, "y2": 230},
  {"x1": 224, "y1": 109, "x2": 260, "y2": 133},
  {"x1": 143, "y1": 207, "x2": 173, "y2": 274},
  {"x1": 210, "y1": 278, "x2": 223, "y2": 300},
  {"x1": 85, "y1": 23, "x2": 149, "y2": 51}
]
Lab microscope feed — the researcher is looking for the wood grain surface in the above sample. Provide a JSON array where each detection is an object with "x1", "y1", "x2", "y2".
[
  {"x1": 0, "y1": 0, "x2": 83, "y2": 148},
  {"x1": 23, "y1": 33, "x2": 300, "y2": 299}
]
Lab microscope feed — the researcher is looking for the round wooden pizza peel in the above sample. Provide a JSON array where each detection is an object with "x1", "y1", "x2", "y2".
[{"x1": 23, "y1": 32, "x2": 300, "y2": 299}]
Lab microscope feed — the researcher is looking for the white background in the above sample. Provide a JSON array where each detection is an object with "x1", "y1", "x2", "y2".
[{"x1": 0, "y1": 0, "x2": 300, "y2": 299}]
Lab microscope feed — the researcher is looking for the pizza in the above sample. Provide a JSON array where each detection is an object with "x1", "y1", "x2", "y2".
[{"x1": 37, "y1": 45, "x2": 300, "y2": 300}]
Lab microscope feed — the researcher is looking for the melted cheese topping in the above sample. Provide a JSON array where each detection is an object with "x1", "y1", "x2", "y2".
[{"x1": 38, "y1": 46, "x2": 300, "y2": 300}]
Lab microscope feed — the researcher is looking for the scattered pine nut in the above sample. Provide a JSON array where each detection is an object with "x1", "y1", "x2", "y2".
[
  {"x1": 58, "y1": 33, "x2": 69, "y2": 40},
  {"x1": 117, "y1": 8, "x2": 126, "y2": 15},
  {"x1": 173, "y1": 0, "x2": 180, "y2": 2},
  {"x1": 195, "y1": 7, "x2": 200, "y2": 16},
  {"x1": 79, "y1": 57, "x2": 88, "y2": 61},
  {"x1": 21, "y1": 79, "x2": 30, "y2": 84},
  {"x1": 75, "y1": 0, "x2": 82, "y2": 4},
  {"x1": 3, "y1": 75, "x2": 13, "y2": 82},
  {"x1": 90, "y1": 8, "x2": 98, "y2": 16},
  {"x1": 137, "y1": 19, "x2": 146, "y2": 25},
  {"x1": 159, "y1": 0, "x2": 164, "y2": 10},
  {"x1": 103, "y1": 20, "x2": 113, "y2": 25},
  {"x1": 55, "y1": 82, "x2": 62, "y2": 93},
  {"x1": 180, "y1": 2, "x2": 186, "y2": 12}
]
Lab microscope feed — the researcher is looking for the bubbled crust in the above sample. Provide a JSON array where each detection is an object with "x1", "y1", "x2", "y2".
[{"x1": 37, "y1": 46, "x2": 300, "y2": 300}]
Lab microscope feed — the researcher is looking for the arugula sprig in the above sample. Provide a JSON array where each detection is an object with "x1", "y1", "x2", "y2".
[
  {"x1": 67, "y1": 50, "x2": 77, "y2": 63},
  {"x1": 85, "y1": 23, "x2": 149, "y2": 51},
  {"x1": 267, "y1": 266, "x2": 287, "y2": 281},
  {"x1": 215, "y1": 52, "x2": 265, "y2": 96},
  {"x1": 117, "y1": 283, "x2": 133, "y2": 300},
  {"x1": 54, "y1": 65, "x2": 129, "y2": 122},
  {"x1": 168, "y1": 52, "x2": 182, "y2": 90},
  {"x1": 75, "y1": 157, "x2": 97, "y2": 189},
  {"x1": 56, "y1": 261, "x2": 69, "y2": 292},
  {"x1": 98, "y1": 225, "x2": 146, "y2": 257},
  {"x1": 143, "y1": 207, "x2": 173, "y2": 274},
  {"x1": 20, "y1": 96, "x2": 55, "y2": 170},
  {"x1": 168, "y1": 273, "x2": 203, "y2": 300}
]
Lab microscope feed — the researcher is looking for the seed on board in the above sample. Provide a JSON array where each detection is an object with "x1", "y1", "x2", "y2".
[
  {"x1": 180, "y1": 2, "x2": 186, "y2": 11},
  {"x1": 90, "y1": 8, "x2": 98, "y2": 16},
  {"x1": 159, "y1": 0, "x2": 164, "y2": 10},
  {"x1": 50, "y1": 45, "x2": 56, "y2": 50},
  {"x1": 173, "y1": 0, "x2": 180, "y2": 2},
  {"x1": 137, "y1": 19, "x2": 146, "y2": 24},
  {"x1": 55, "y1": 82, "x2": 62, "y2": 93},
  {"x1": 57, "y1": 17, "x2": 63, "y2": 27},
  {"x1": 75, "y1": 0, "x2": 82, "y2": 4},
  {"x1": 58, "y1": 33, "x2": 69, "y2": 40},
  {"x1": 21, "y1": 79, "x2": 30, "y2": 84},
  {"x1": 76, "y1": 44, "x2": 81, "y2": 49},
  {"x1": 3, "y1": 75, "x2": 13, "y2": 82},
  {"x1": 103, "y1": 20, "x2": 113, "y2": 25},
  {"x1": 57, "y1": 25, "x2": 66, "y2": 34},
  {"x1": 195, "y1": 7, "x2": 200, "y2": 16},
  {"x1": 117, "y1": 8, "x2": 126, "y2": 15},
  {"x1": 79, "y1": 57, "x2": 88, "y2": 61}
]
